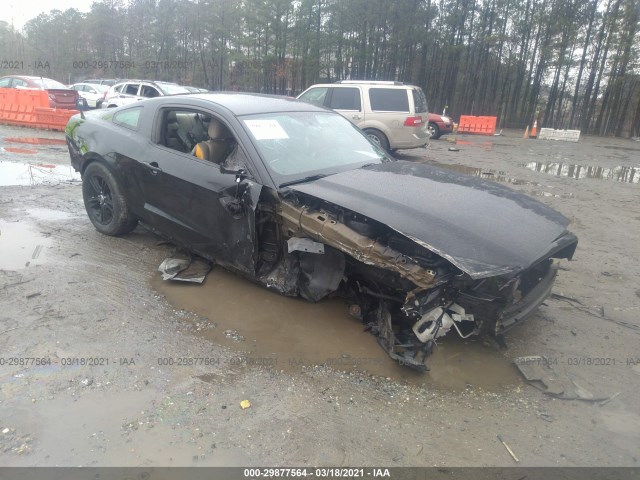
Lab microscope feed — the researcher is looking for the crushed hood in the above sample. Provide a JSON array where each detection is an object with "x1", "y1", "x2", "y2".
[{"x1": 290, "y1": 161, "x2": 577, "y2": 279}]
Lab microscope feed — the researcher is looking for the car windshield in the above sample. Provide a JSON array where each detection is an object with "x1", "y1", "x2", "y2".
[
  {"x1": 157, "y1": 83, "x2": 190, "y2": 95},
  {"x1": 31, "y1": 77, "x2": 68, "y2": 89},
  {"x1": 240, "y1": 111, "x2": 389, "y2": 186}
]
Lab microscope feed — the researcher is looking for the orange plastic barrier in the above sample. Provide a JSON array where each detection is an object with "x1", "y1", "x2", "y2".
[
  {"x1": 458, "y1": 115, "x2": 497, "y2": 136},
  {"x1": 0, "y1": 88, "x2": 77, "y2": 131},
  {"x1": 34, "y1": 107, "x2": 79, "y2": 131}
]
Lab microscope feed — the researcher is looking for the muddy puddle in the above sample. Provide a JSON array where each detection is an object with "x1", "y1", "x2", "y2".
[
  {"x1": 152, "y1": 268, "x2": 519, "y2": 391},
  {"x1": 0, "y1": 160, "x2": 81, "y2": 186},
  {"x1": 0, "y1": 219, "x2": 51, "y2": 270},
  {"x1": 452, "y1": 138, "x2": 495, "y2": 150},
  {"x1": 524, "y1": 161, "x2": 639, "y2": 184}
]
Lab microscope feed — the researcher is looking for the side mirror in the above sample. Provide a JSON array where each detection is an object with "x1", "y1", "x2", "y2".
[
  {"x1": 235, "y1": 168, "x2": 247, "y2": 184},
  {"x1": 220, "y1": 164, "x2": 247, "y2": 179},
  {"x1": 219, "y1": 167, "x2": 248, "y2": 200}
]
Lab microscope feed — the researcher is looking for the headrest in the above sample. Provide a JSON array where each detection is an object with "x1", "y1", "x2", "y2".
[{"x1": 208, "y1": 118, "x2": 232, "y2": 140}]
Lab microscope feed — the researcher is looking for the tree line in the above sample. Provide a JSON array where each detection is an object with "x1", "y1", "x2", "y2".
[{"x1": 1, "y1": 0, "x2": 638, "y2": 137}]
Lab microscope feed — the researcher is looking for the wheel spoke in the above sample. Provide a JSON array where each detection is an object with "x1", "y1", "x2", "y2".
[
  {"x1": 88, "y1": 175, "x2": 102, "y2": 195},
  {"x1": 86, "y1": 196, "x2": 100, "y2": 207},
  {"x1": 100, "y1": 204, "x2": 108, "y2": 223}
]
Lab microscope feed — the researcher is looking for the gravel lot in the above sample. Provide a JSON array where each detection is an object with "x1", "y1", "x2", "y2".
[{"x1": 1, "y1": 124, "x2": 639, "y2": 467}]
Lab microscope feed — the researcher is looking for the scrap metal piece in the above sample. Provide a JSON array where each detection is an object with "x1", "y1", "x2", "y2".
[
  {"x1": 513, "y1": 356, "x2": 565, "y2": 396},
  {"x1": 371, "y1": 303, "x2": 431, "y2": 371},
  {"x1": 514, "y1": 356, "x2": 611, "y2": 402},
  {"x1": 287, "y1": 237, "x2": 325, "y2": 254},
  {"x1": 158, "y1": 252, "x2": 212, "y2": 284}
]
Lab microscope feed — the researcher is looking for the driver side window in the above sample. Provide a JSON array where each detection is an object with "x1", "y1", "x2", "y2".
[
  {"x1": 161, "y1": 109, "x2": 209, "y2": 154},
  {"x1": 159, "y1": 109, "x2": 247, "y2": 170}
]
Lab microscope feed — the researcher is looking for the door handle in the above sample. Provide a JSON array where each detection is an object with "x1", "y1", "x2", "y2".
[
  {"x1": 145, "y1": 161, "x2": 162, "y2": 175},
  {"x1": 352, "y1": 114, "x2": 361, "y2": 120}
]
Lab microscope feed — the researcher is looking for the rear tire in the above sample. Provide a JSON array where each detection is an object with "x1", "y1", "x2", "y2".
[
  {"x1": 428, "y1": 122, "x2": 440, "y2": 139},
  {"x1": 82, "y1": 162, "x2": 138, "y2": 236},
  {"x1": 364, "y1": 129, "x2": 390, "y2": 152}
]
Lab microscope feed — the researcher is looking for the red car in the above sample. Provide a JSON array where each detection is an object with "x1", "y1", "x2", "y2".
[
  {"x1": 0, "y1": 75, "x2": 79, "y2": 109},
  {"x1": 427, "y1": 112, "x2": 453, "y2": 139}
]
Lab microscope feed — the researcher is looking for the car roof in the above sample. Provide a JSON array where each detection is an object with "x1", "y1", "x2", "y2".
[
  {"x1": 72, "y1": 82, "x2": 107, "y2": 88},
  {"x1": 303, "y1": 81, "x2": 421, "y2": 89},
  {"x1": 3, "y1": 75, "x2": 51, "y2": 81},
  {"x1": 114, "y1": 79, "x2": 178, "y2": 85},
  {"x1": 186, "y1": 92, "x2": 328, "y2": 116}
]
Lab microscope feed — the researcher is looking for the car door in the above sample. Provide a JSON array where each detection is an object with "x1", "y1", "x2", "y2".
[
  {"x1": 139, "y1": 84, "x2": 161, "y2": 98},
  {"x1": 116, "y1": 82, "x2": 142, "y2": 106},
  {"x1": 132, "y1": 107, "x2": 259, "y2": 275},
  {"x1": 325, "y1": 86, "x2": 364, "y2": 127},
  {"x1": 83, "y1": 85, "x2": 100, "y2": 107}
]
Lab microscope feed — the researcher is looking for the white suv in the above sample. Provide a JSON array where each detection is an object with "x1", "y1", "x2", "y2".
[
  {"x1": 102, "y1": 80, "x2": 190, "y2": 108},
  {"x1": 297, "y1": 81, "x2": 429, "y2": 151}
]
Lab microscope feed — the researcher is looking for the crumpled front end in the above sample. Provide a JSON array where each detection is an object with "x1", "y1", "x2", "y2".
[{"x1": 257, "y1": 190, "x2": 577, "y2": 371}]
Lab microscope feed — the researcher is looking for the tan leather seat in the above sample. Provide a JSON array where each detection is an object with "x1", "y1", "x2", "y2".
[{"x1": 193, "y1": 119, "x2": 234, "y2": 164}]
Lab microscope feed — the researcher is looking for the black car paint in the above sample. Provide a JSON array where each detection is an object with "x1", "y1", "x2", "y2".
[
  {"x1": 66, "y1": 93, "x2": 578, "y2": 370},
  {"x1": 291, "y1": 161, "x2": 577, "y2": 279}
]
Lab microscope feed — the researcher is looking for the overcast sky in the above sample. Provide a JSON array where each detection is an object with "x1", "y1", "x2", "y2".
[{"x1": 3, "y1": 0, "x2": 95, "y2": 31}]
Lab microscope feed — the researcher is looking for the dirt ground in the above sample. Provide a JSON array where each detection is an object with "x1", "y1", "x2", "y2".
[{"x1": 1, "y1": 123, "x2": 639, "y2": 468}]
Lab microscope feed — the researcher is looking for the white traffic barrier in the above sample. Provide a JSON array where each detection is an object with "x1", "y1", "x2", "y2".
[{"x1": 538, "y1": 128, "x2": 581, "y2": 142}]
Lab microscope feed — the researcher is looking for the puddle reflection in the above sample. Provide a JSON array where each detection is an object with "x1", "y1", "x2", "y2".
[
  {"x1": 5, "y1": 137, "x2": 67, "y2": 146},
  {"x1": 0, "y1": 219, "x2": 51, "y2": 270},
  {"x1": 0, "y1": 161, "x2": 81, "y2": 186},
  {"x1": 2, "y1": 147, "x2": 38, "y2": 154},
  {"x1": 429, "y1": 161, "x2": 538, "y2": 186},
  {"x1": 524, "y1": 162, "x2": 639, "y2": 184}
]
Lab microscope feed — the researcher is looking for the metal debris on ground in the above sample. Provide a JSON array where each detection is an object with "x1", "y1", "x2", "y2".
[
  {"x1": 514, "y1": 356, "x2": 612, "y2": 402},
  {"x1": 598, "y1": 392, "x2": 621, "y2": 407},
  {"x1": 550, "y1": 293, "x2": 640, "y2": 331}
]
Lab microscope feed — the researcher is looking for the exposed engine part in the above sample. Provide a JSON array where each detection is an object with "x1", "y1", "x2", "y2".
[
  {"x1": 412, "y1": 303, "x2": 476, "y2": 343},
  {"x1": 256, "y1": 207, "x2": 280, "y2": 268},
  {"x1": 369, "y1": 302, "x2": 432, "y2": 371},
  {"x1": 298, "y1": 246, "x2": 345, "y2": 302},
  {"x1": 348, "y1": 304, "x2": 362, "y2": 319},
  {"x1": 280, "y1": 201, "x2": 437, "y2": 289}
]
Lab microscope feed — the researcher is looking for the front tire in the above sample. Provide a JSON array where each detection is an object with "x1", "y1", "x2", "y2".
[
  {"x1": 82, "y1": 162, "x2": 138, "y2": 236},
  {"x1": 364, "y1": 129, "x2": 390, "y2": 152}
]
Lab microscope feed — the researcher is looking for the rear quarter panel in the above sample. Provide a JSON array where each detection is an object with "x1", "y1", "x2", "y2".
[{"x1": 66, "y1": 107, "x2": 153, "y2": 218}]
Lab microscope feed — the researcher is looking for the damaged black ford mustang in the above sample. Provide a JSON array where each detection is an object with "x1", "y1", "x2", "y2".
[{"x1": 65, "y1": 93, "x2": 578, "y2": 371}]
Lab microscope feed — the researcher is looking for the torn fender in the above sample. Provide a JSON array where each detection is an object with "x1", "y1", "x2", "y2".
[{"x1": 279, "y1": 201, "x2": 437, "y2": 289}]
